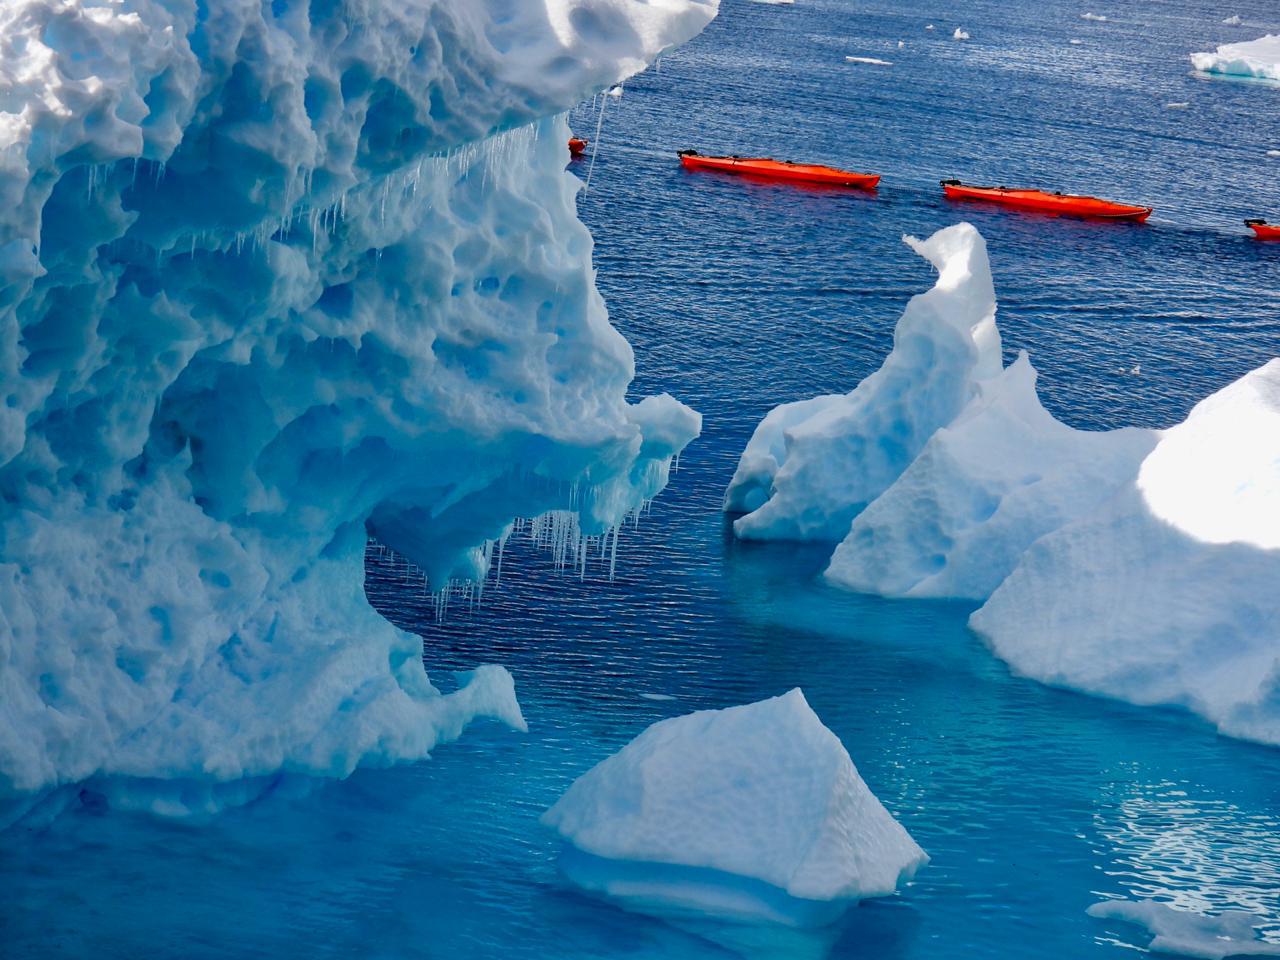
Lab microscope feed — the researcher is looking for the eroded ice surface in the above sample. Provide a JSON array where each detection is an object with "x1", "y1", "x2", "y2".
[
  {"x1": 1190, "y1": 34, "x2": 1280, "y2": 82},
  {"x1": 0, "y1": 0, "x2": 716, "y2": 819},
  {"x1": 542, "y1": 689, "x2": 927, "y2": 926},
  {"x1": 1088, "y1": 900, "x2": 1280, "y2": 959}
]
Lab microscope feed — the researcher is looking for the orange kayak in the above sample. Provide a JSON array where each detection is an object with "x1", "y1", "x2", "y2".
[
  {"x1": 568, "y1": 137, "x2": 588, "y2": 157},
  {"x1": 941, "y1": 179, "x2": 1152, "y2": 221},
  {"x1": 1246, "y1": 219, "x2": 1280, "y2": 240},
  {"x1": 678, "y1": 150, "x2": 880, "y2": 189}
]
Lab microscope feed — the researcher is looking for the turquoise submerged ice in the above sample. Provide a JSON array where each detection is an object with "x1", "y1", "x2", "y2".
[
  {"x1": 0, "y1": 0, "x2": 715, "y2": 816},
  {"x1": 542, "y1": 689, "x2": 928, "y2": 926},
  {"x1": 728, "y1": 222, "x2": 1280, "y2": 748}
]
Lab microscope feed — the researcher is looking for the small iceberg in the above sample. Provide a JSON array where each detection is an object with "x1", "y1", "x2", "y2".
[
  {"x1": 542, "y1": 690, "x2": 927, "y2": 927},
  {"x1": 1088, "y1": 900, "x2": 1280, "y2": 959},
  {"x1": 1191, "y1": 34, "x2": 1280, "y2": 82},
  {"x1": 845, "y1": 56, "x2": 894, "y2": 66},
  {"x1": 1081, "y1": 12, "x2": 1109, "y2": 21},
  {"x1": 953, "y1": 27, "x2": 970, "y2": 40},
  {"x1": 1223, "y1": 14, "x2": 1244, "y2": 26}
]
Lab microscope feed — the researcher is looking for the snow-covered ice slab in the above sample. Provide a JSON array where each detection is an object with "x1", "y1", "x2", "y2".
[
  {"x1": 1191, "y1": 34, "x2": 1280, "y2": 82},
  {"x1": 972, "y1": 359, "x2": 1280, "y2": 746},
  {"x1": 542, "y1": 690, "x2": 927, "y2": 926},
  {"x1": 1088, "y1": 900, "x2": 1280, "y2": 959}
]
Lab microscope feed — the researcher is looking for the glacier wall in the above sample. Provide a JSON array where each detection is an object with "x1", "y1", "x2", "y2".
[
  {"x1": 728, "y1": 224, "x2": 1280, "y2": 747},
  {"x1": 0, "y1": 0, "x2": 715, "y2": 815}
]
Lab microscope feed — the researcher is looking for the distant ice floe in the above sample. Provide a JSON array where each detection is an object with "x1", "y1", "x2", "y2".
[
  {"x1": 543, "y1": 689, "x2": 926, "y2": 927},
  {"x1": 1223, "y1": 14, "x2": 1244, "y2": 26},
  {"x1": 1191, "y1": 34, "x2": 1280, "y2": 81},
  {"x1": 953, "y1": 27, "x2": 970, "y2": 40},
  {"x1": 925, "y1": 23, "x2": 935, "y2": 30},
  {"x1": 727, "y1": 223, "x2": 1280, "y2": 747},
  {"x1": 1166, "y1": 101, "x2": 1191, "y2": 108},
  {"x1": 1088, "y1": 900, "x2": 1280, "y2": 959},
  {"x1": 1070, "y1": 38, "x2": 1084, "y2": 45},
  {"x1": 1268, "y1": 149, "x2": 1280, "y2": 157},
  {"x1": 846, "y1": 56, "x2": 893, "y2": 66},
  {"x1": 1081, "y1": 12, "x2": 1108, "y2": 21}
]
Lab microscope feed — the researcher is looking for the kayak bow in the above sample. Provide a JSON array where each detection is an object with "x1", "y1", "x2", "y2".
[
  {"x1": 678, "y1": 150, "x2": 880, "y2": 189},
  {"x1": 941, "y1": 179, "x2": 1152, "y2": 221},
  {"x1": 1246, "y1": 219, "x2": 1280, "y2": 240}
]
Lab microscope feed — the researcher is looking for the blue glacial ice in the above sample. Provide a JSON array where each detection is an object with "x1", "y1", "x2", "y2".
[
  {"x1": 0, "y1": 0, "x2": 716, "y2": 820},
  {"x1": 1087, "y1": 900, "x2": 1280, "y2": 959},
  {"x1": 728, "y1": 223, "x2": 1280, "y2": 747},
  {"x1": 542, "y1": 689, "x2": 927, "y2": 927}
]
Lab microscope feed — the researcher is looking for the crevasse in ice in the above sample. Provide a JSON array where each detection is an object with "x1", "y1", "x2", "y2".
[
  {"x1": 0, "y1": 0, "x2": 716, "y2": 817},
  {"x1": 542, "y1": 689, "x2": 927, "y2": 926},
  {"x1": 728, "y1": 223, "x2": 1280, "y2": 747}
]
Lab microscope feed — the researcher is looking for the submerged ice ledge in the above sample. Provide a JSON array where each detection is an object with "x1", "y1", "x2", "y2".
[
  {"x1": 728, "y1": 223, "x2": 1280, "y2": 747},
  {"x1": 0, "y1": 0, "x2": 716, "y2": 819}
]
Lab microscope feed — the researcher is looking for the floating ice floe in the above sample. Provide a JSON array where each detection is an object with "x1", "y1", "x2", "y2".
[
  {"x1": 1223, "y1": 15, "x2": 1244, "y2": 26},
  {"x1": 1082, "y1": 12, "x2": 1108, "y2": 21},
  {"x1": 0, "y1": 0, "x2": 717, "y2": 820},
  {"x1": 1267, "y1": 149, "x2": 1280, "y2": 157},
  {"x1": 1190, "y1": 34, "x2": 1280, "y2": 81},
  {"x1": 542, "y1": 690, "x2": 927, "y2": 926},
  {"x1": 1087, "y1": 900, "x2": 1280, "y2": 959},
  {"x1": 727, "y1": 222, "x2": 1280, "y2": 747},
  {"x1": 1070, "y1": 38, "x2": 1085, "y2": 45},
  {"x1": 846, "y1": 56, "x2": 893, "y2": 66},
  {"x1": 953, "y1": 27, "x2": 970, "y2": 40},
  {"x1": 1167, "y1": 101, "x2": 1191, "y2": 108}
]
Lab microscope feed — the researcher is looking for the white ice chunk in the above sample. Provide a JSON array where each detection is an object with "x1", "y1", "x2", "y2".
[
  {"x1": 953, "y1": 28, "x2": 970, "y2": 40},
  {"x1": 1088, "y1": 900, "x2": 1280, "y2": 959},
  {"x1": 725, "y1": 223, "x2": 1001, "y2": 541},
  {"x1": 1223, "y1": 15, "x2": 1244, "y2": 26},
  {"x1": 542, "y1": 689, "x2": 927, "y2": 926},
  {"x1": 1191, "y1": 34, "x2": 1280, "y2": 81},
  {"x1": 1081, "y1": 12, "x2": 1109, "y2": 21},
  {"x1": 825, "y1": 353, "x2": 1156, "y2": 600},
  {"x1": 972, "y1": 360, "x2": 1280, "y2": 746}
]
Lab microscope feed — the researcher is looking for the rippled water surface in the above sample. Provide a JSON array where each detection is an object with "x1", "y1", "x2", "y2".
[{"x1": 4, "y1": 0, "x2": 1280, "y2": 957}]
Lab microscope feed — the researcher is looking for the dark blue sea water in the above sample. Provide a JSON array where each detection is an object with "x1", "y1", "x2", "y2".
[{"x1": 4, "y1": 1, "x2": 1280, "y2": 957}]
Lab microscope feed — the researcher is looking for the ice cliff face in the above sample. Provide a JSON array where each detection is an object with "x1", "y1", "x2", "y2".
[
  {"x1": 0, "y1": 0, "x2": 715, "y2": 816},
  {"x1": 729, "y1": 224, "x2": 1280, "y2": 747}
]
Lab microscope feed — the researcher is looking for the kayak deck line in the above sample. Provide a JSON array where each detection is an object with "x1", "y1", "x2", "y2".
[
  {"x1": 678, "y1": 150, "x2": 880, "y2": 190},
  {"x1": 940, "y1": 179, "x2": 1152, "y2": 221},
  {"x1": 1245, "y1": 219, "x2": 1280, "y2": 240}
]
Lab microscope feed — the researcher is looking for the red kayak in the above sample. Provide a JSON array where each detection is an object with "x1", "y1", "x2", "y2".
[
  {"x1": 941, "y1": 179, "x2": 1152, "y2": 221},
  {"x1": 1246, "y1": 219, "x2": 1280, "y2": 240},
  {"x1": 678, "y1": 150, "x2": 880, "y2": 189},
  {"x1": 568, "y1": 137, "x2": 588, "y2": 157}
]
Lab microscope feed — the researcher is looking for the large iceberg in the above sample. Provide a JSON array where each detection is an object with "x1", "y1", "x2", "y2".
[
  {"x1": 0, "y1": 0, "x2": 715, "y2": 818},
  {"x1": 542, "y1": 689, "x2": 927, "y2": 927},
  {"x1": 1190, "y1": 34, "x2": 1280, "y2": 82},
  {"x1": 727, "y1": 224, "x2": 1280, "y2": 746}
]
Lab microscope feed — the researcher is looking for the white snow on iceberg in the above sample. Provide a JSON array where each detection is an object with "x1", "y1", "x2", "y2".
[
  {"x1": 725, "y1": 223, "x2": 1001, "y2": 541},
  {"x1": 1088, "y1": 900, "x2": 1280, "y2": 959},
  {"x1": 1190, "y1": 34, "x2": 1280, "y2": 82},
  {"x1": 0, "y1": 0, "x2": 716, "y2": 818},
  {"x1": 542, "y1": 689, "x2": 927, "y2": 926},
  {"x1": 971, "y1": 360, "x2": 1280, "y2": 746}
]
